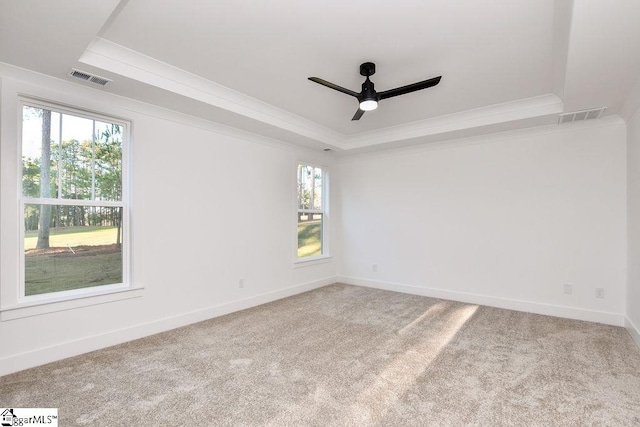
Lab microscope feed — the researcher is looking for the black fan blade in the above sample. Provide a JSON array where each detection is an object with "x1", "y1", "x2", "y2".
[
  {"x1": 351, "y1": 108, "x2": 365, "y2": 121},
  {"x1": 308, "y1": 77, "x2": 359, "y2": 98},
  {"x1": 379, "y1": 76, "x2": 442, "y2": 100}
]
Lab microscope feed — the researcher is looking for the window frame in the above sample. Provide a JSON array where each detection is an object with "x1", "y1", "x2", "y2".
[
  {"x1": 16, "y1": 96, "x2": 132, "y2": 306},
  {"x1": 294, "y1": 161, "x2": 330, "y2": 265}
]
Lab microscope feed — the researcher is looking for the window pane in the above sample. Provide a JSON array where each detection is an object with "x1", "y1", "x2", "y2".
[
  {"x1": 297, "y1": 212, "x2": 323, "y2": 257},
  {"x1": 94, "y1": 121, "x2": 123, "y2": 201},
  {"x1": 22, "y1": 107, "x2": 60, "y2": 198},
  {"x1": 313, "y1": 167, "x2": 322, "y2": 210},
  {"x1": 59, "y1": 114, "x2": 96, "y2": 200},
  {"x1": 297, "y1": 164, "x2": 322, "y2": 210},
  {"x1": 24, "y1": 204, "x2": 124, "y2": 296}
]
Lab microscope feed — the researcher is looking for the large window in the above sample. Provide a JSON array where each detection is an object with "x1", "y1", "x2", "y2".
[
  {"x1": 20, "y1": 100, "x2": 128, "y2": 298},
  {"x1": 297, "y1": 163, "x2": 326, "y2": 259}
]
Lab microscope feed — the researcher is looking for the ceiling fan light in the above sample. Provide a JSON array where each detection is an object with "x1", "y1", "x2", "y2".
[{"x1": 360, "y1": 99, "x2": 378, "y2": 111}]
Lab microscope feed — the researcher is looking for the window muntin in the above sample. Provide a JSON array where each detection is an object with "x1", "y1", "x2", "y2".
[
  {"x1": 20, "y1": 101, "x2": 128, "y2": 299},
  {"x1": 297, "y1": 164, "x2": 326, "y2": 258}
]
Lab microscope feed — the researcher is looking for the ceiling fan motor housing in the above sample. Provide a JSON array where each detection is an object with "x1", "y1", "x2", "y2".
[{"x1": 360, "y1": 78, "x2": 378, "y2": 103}]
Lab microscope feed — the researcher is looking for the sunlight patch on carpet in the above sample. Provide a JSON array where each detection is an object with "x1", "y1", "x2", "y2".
[
  {"x1": 398, "y1": 302, "x2": 447, "y2": 336},
  {"x1": 348, "y1": 304, "x2": 479, "y2": 423}
]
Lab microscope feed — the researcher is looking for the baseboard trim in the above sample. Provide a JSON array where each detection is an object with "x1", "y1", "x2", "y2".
[
  {"x1": 626, "y1": 317, "x2": 640, "y2": 349},
  {"x1": 0, "y1": 276, "x2": 335, "y2": 377},
  {"x1": 338, "y1": 276, "x2": 625, "y2": 327}
]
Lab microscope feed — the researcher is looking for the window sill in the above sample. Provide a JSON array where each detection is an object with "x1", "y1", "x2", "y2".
[
  {"x1": 0, "y1": 285, "x2": 144, "y2": 321},
  {"x1": 293, "y1": 255, "x2": 333, "y2": 268}
]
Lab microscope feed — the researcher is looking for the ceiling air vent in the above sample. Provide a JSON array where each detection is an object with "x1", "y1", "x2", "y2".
[
  {"x1": 69, "y1": 69, "x2": 111, "y2": 86},
  {"x1": 558, "y1": 107, "x2": 606, "y2": 124}
]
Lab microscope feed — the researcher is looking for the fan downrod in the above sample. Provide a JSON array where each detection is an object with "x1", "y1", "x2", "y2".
[{"x1": 360, "y1": 62, "x2": 376, "y2": 77}]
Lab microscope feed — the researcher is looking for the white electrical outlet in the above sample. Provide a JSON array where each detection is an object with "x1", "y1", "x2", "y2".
[
  {"x1": 563, "y1": 284, "x2": 572, "y2": 295},
  {"x1": 595, "y1": 288, "x2": 604, "y2": 298},
  {"x1": 239, "y1": 278, "x2": 244, "y2": 288},
  {"x1": 372, "y1": 264, "x2": 378, "y2": 272}
]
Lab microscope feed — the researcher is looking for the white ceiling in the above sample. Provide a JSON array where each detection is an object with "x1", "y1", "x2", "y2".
[{"x1": 1, "y1": 0, "x2": 639, "y2": 153}]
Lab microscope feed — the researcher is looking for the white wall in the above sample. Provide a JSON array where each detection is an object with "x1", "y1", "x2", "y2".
[
  {"x1": 627, "y1": 106, "x2": 640, "y2": 344},
  {"x1": 338, "y1": 120, "x2": 627, "y2": 325},
  {"x1": 0, "y1": 65, "x2": 338, "y2": 375}
]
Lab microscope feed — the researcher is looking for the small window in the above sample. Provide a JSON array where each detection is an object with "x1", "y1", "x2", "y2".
[
  {"x1": 297, "y1": 163, "x2": 326, "y2": 259},
  {"x1": 20, "y1": 101, "x2": 129, "y2": 298}
]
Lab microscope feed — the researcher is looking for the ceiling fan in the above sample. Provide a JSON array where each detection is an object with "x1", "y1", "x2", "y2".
[{"x1": 308, "y1": 62, "x2": 442, "y2": 121}]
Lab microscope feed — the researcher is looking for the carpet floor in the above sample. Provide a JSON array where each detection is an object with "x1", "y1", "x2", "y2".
[{"x1": 2, "y1": 284, "x2": 640, "y2": 426}]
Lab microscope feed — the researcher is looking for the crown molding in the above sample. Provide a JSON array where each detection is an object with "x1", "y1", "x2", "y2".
[
  {"x1": 338, "y1": 114, "x2": 625, "y2": 162},
  {"x1": 79, "y1": 38, "x2": 345, "y2": 147},
  {"x1": 344, "y1": 94, "x2": 564, "y2": 149}
]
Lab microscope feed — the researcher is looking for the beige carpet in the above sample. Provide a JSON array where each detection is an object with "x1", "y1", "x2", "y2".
[{"x1": 2, "y1": 284, "x2": 640, "y2": 426}]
